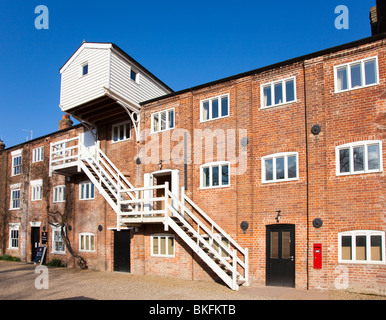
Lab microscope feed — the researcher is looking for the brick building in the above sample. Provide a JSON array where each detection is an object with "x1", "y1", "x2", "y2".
[{"x1": 0, "y1": 9, "x2": 385, "y2": 295}]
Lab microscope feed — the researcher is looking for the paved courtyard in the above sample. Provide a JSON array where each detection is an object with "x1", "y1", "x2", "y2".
[{"x1": 0, "y1": 261, "x2": 384, "y2": 300}]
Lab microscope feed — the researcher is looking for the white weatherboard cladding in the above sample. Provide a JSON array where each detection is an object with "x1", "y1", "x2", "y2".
[
  {"x1": 60, "y1": 47, "x2": 110, "y2": 111},
  {"x1": 109, "y1": 50, "x2": 171, "y2": 105}
]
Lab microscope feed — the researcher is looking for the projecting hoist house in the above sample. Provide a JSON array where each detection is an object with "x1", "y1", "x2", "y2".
[{"x1": 1, "y1": 4, "x2": 386, "y2": 294}]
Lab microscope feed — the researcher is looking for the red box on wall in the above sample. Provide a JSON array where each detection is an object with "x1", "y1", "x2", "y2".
[{"x1": 313, "y1": 244, "x2": 322, "y2": 269}]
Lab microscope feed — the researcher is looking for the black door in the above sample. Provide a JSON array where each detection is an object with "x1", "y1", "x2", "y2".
[
  {"x1": 114, "y1": 230, "x2": 131, "y2": 272},
  {"x1": 31, "y1": 227, "x2": 40, "y2": 261},
  {"x1": 266, "y1": 224, "x2": 295, "y2": 287}
]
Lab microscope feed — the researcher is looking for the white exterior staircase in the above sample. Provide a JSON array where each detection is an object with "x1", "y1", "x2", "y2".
[{"x1": 49, "y1": 136, "x2": 249, "y2": 290}]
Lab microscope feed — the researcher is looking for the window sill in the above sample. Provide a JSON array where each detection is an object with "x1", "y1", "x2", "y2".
[
  {"x1": 200, "y1": 184, "x2": 230, "y2": 190},
  {"x1": 336, "y1": 170, "x2": 383, "y2": 177},
  {"x1": 260, "y1": 100, "x2": 297, "y2": 110},
  {"x1": 200, "y1": 114, "x2": 230, "y2": 124},
  {"x1": 334, "y1": 82, "x2": 379, "y2": 94},
  {"x1": 262, "y1": 178, "x2": 299, "y2": 184}
]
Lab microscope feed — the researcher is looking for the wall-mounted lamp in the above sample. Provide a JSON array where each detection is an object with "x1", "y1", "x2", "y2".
[
  {"x1": 275, "y1": 210, "x2": 281, "y2": 223},
  {"x1": 158, "y1": 160, "x2": 164, "y2": 170}
]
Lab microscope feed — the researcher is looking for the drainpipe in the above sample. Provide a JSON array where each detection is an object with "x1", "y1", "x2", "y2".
[{"x1": 303, "y1": 61, "x2": 310, "y2": 290}]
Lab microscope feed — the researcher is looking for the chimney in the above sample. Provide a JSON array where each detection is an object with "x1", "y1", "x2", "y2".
[
  {"x1": 370, "y1": 0, "x2": 386, "y2": 35},
  {"x1": 0, "y1": 139, "x2": 5, "y2": 151},
  {"x1": 59, "y1": 114, "x2": 73, "y2": 130}
]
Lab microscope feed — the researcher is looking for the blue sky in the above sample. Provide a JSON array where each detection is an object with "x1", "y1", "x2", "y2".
[{"x1": 0, "y1": 0, "x2": 375, "y2": 147}]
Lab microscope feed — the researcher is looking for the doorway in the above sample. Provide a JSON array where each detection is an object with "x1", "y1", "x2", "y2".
[
  {"x1": 31, "y1": 227, "x2": 40, "y2": 261},
  {"x1": 266, "y1": 224, "x2": 295, "y2": 287},
  {"x1": 154, "y1": 172, "x2": 172, "y2": 211},
  {"x1": 114, "y1": 230, "x2": 131, "y2": 272}
]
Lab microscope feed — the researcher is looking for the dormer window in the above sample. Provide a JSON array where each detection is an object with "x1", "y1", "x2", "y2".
[
  {"x1": 130, "y1": 69, "x2": 137, "y2": 82},
  {"x1": 81, "y1": 63, "x2": 88, "y2": 76}
]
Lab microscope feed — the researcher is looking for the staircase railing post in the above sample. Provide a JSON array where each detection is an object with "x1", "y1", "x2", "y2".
[
  {"x1": 244, "y1": 247, "x2": 249, "y2": 286},
  {"x1": 232, "y1": 249, "x2": 237, "y2": 290}
]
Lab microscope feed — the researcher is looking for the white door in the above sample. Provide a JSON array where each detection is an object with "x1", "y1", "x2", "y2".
[
  {"x1": 82, "y1": 129, "x2": 97, "y2": 156},
  {"x1": 143, "y1": 173, "x2": 153, "y2": 212}
]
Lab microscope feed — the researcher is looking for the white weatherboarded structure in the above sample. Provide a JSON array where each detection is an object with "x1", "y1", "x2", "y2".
[{"x1": 59, "y1": 42, "x2": 173, "y2": 137}]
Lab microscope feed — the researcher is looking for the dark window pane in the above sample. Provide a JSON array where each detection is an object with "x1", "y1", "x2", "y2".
[
  {"x1": 212, "y1": 166, "x2": 219, "y2": 186},
  {"x1": 368, "y1": 144, "x2": 380, "y2": 170},
  {"x1": 350, "y1": 64, "x2": 362, "y2": 88},
  {"x1": 337, "y1": 67, "x2": 348, "y2": 91},
  {"x1": 285, "y1": 79, "x2": 295, "y2": 102},
  {"x1": 356, "y1": 236, "x2": 366, "y2": 260},
  {"x1": 203, "y1": 101, "x2": 209, "y2": 120},
  {"x1": 287, "y1": 156, "x2": 297, "y2": 178},
  {"x1": 339, "y1": 148, "x2": 350, "y2": 173},
  {"x1": 353, "y1": 146, "x2": 364, "y2": 171},
  {"x1": 212, "y1": 99, "x2": 219, "y2": 119},
  {"x1": 203, "y1": 167, "x2": 209, "y2": 187},
  {"x1": 263, "y1": 86, "x2": 271, "y2": 107},
  {"x1": 274, "y1": 83, "x2": 283, "y2": 105},
  {"x1": 365, "y1": 60, "x2": 377, "y2": 85},
  {"x1": 221, "y1": 96, "x2": 228, "y2": 117},
  {"x1": 221, "y1": 165, "x2": 229, "y2": 186},
  {"x1": 342, "y1": 235, "x2": 352, "y2": 260},
  {"x1": 276, "y1": 157, "x2": 285, "y2": 180},
  {"x1": 265, "y1": 159, "x2": 273, "y2": 181}
]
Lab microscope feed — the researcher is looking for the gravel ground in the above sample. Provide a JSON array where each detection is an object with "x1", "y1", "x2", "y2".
[{"x1": 0, "y1": 261, "x2": 385, "y2": 300}]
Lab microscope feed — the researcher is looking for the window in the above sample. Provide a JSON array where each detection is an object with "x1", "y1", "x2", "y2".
[
  {"x1": 201, "y1": 162, "x2": 230, "y2": 189},
  {"x1": 52, "y1": 226, "x2": 65, "y2": 254},
  {"x1": 334, "y1": 57, "x2": 379, "y2": 92},
  {"x1": 11, "y1": 149, "x2": 22, "y2": 176},
  {"x1": 31, "y1": 180, "x2": 43, "y2": 201},
  {"x1": 79, "y1": 181, "x2": 95, "y2": 200},
  {"x1": 32, "y1": 146, "x2": 44, "y2": 163},
  {"x1": 9, "y1": 224, "x2": 20, "y2": 249},
  {"x1": 336, "y1": 141, "x2": 382, "y2": 176},
  {"x1": 112, "y1": 122, "x2": 131, "y2": 142},
  {"x1": 10, "y1": 184, "x2": 21, "y2": 210},
  {"x1": 53, "y1": 185, "x2": 66, "y2": 203},
  {"x1": 201, "y1": 94, "x2": 229, "y2": 122},
  {"x1": 79, "y1": 233, "x2": 95, "y2": 252},
  {"x1": 81, "y1": 63, "x2": 88, "y2": 76},
  {"x1": 151, "y1": 234, "x2": 175, "y2": 257},
  {"x1": 339, "y1": 230, "x2": 385, "y2": 264},
  {"x1": 130, "y1": 69, "x2": 138, "y2": 82},
  {"x1": 261, "y1": 77, "x2": 296, "y2": 108},
  {"x1": 262, "y1": 152, "x2": 299, "y2": 183},
  {"x1": 151, "y1": 109, "x2": 175, "y2": 133}
]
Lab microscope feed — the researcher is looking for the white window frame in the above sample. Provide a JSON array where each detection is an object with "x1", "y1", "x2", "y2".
[
  {"x1": 338, "y1": 230, "x2": 386, "y2": 264},
  {"x1": 53, "y1": 185, "x2": 66, "y2": 203},
  {"x1": 335, "y1": 140, "x2": 383, "y2": 176},
  {"x1": 151, "y1": 234, "x2": 175, "y2": 257},
  {"x1": 8, "y1": 223, "x2": 20, "y2": 249},
  {"x1": 334, "y1": 56, "x2": 379, "y2": 93},
  {"x1": 79, "y1": 233, "x2": 95, "y2": 252},
  {"x1": 11, "y1": 149, "x2": 22, "y2": 176},
  {"x1": 81, "y1": 61, "x2": 88, "y2": 77},
  {"x1": 130, "y1": 68, "x2": 139, "y2": 84},
  {"x1": 200, "y1": 93, "x2": 229, "y2": 122},
  {"x1": 262, "y1": 152, "x2": 299, "y2": 183},
  {"x1": 30, "y1": 179, "x2": 43, "y2": 201},
  {"x1": 32, "y1": 146, "x2": 44, "y2": 163},
  {"x1": 112, "y1": 121, "x2": 131, "y2": 142},
  {"x1": 261, "y1": 76, "x2": 297, "y2": 109},
  {"x1": 200, "y1": 161, "x2": 230, "y2": 189},
  {"x1": 51, "y1": 225, "x2": 66, "y2": 254},
  {"x1": 10, "y1": 183, "x2": 21, "y2": 210},
  {"x1": 151, "y1": 108, "x2": 175, "y2": 133},
  {"x1": 79, "y1": 181, "x2": 95, "y2": 200}
]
